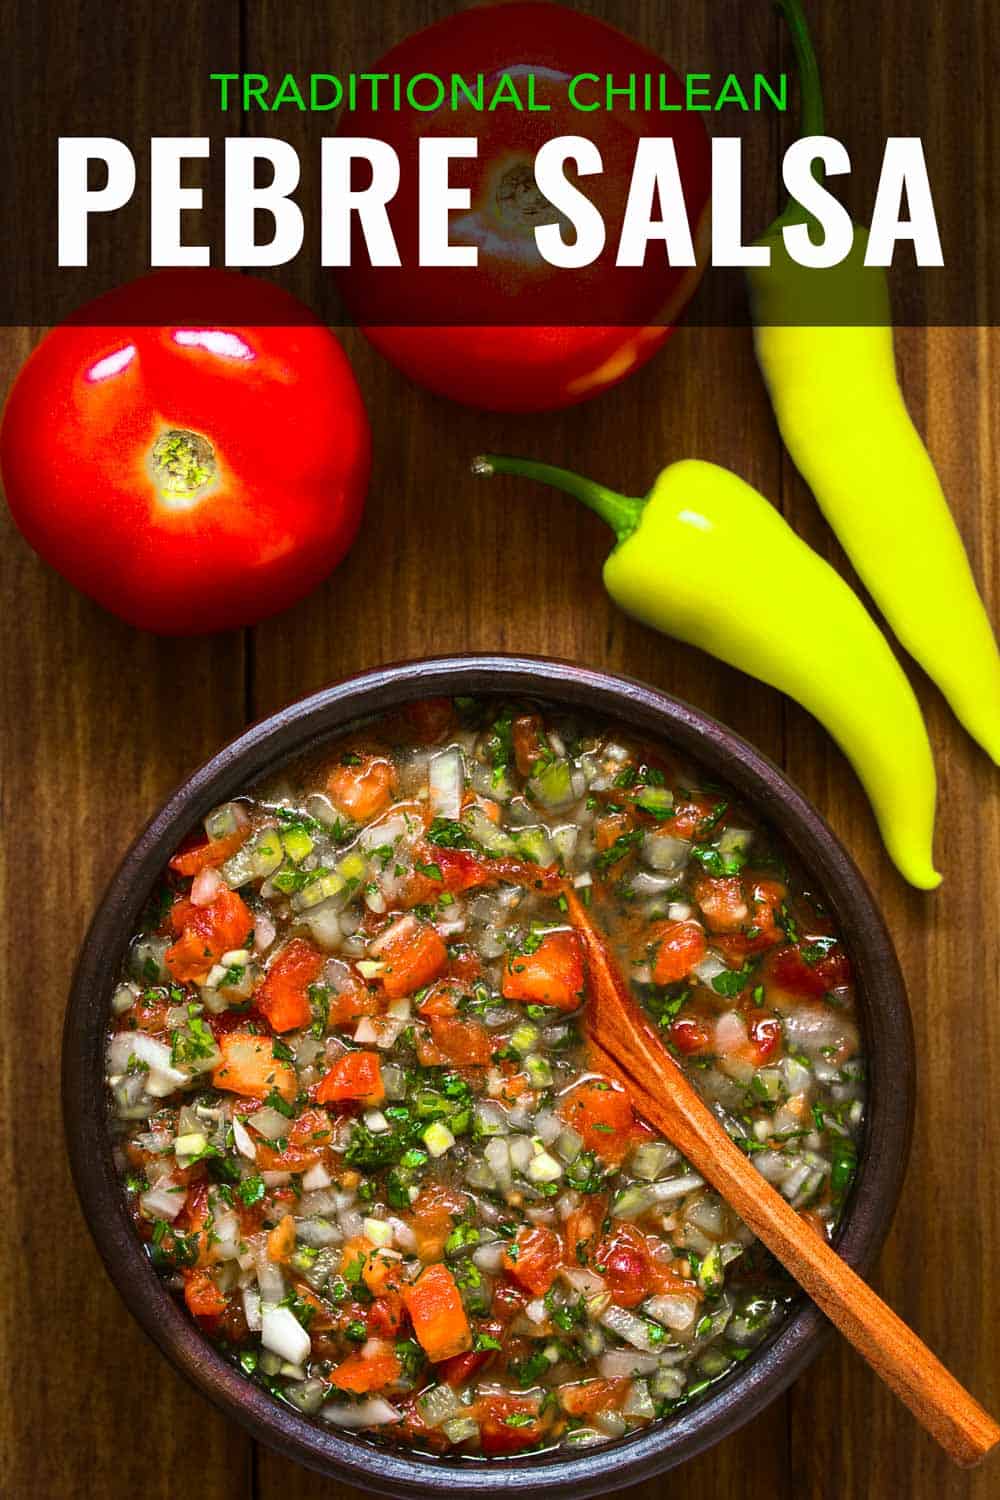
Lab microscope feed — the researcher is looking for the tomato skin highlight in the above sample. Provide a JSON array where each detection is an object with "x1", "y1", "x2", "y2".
[
  {"x1": 0, "y1": 270, "x2": 370, "y2": 634},
  {"x1": 335, "y1": 3, "x2": 710, "y2": 412}
]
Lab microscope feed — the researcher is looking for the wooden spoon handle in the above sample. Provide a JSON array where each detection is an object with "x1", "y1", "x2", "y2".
[
  {"x1": 589, "y1": 1032, "x2": 1000, "y2": 1467},
  {"x1": 564, "y1": 890, "x2": 999, "y2": 1468}
]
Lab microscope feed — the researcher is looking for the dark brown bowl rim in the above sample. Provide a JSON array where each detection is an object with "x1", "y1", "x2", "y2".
[{"x1": 63, "y1": 653, "x2": 915, "y2": 1497}]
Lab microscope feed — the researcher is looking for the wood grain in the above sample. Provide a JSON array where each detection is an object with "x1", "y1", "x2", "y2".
[{"x1": 1, "y1": 0, "x2": 998, "y2": 1496}]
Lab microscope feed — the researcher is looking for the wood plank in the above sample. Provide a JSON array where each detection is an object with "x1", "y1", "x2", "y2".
[
  {"x1": 784, "y1": 328, "x2": 1000, "y2": 1496},
  {"x1": 0, "y1": 0, "x2": 250, "y2": 1483}
]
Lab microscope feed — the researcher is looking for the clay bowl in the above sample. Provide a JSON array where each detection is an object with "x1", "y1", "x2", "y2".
[{"x1": 64, "y1": 654, "x2": 914, "y2": 1496}]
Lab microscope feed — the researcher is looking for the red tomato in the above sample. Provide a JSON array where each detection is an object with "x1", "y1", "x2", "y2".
[
  {"x1": 649, "y1": 918, "x2": 707, "y2": 985},
  {"x1": 315, "y1": 1049, "x2": 384, "y2": 1105},
  {"x1": 476, "y1": 1394, "x2": 548, "y2": 1455},
  {"x1": 503, "y1": 1225, "x2": 563, "y2": 1296},
  {"x1": 558, "y1": 1077, "x2": 636, "y2": 1165},
  {"x1": 335, "y1": 4, "x2": 711, "y2": 412},
  {"x1": 668, "y1": 1014, "x2": 714, "y2": 1056},
  {"x1": 593, "y1": 1224, "x2": 651, "y2": 1309},
  {"x1": 0, "y1": 270, "x2": 370, "y2": 633},
  {"x1": 502, "y1": 930, "x2": 585, "y2": 1010},
  {"x1": 748, "y1": 1014, "x2": 783, "y2": 1064},
  {"x1": 769, "y1": 944, "x2": 852, "y2": 997},
  {"x1": 257, "y1": 937, "x2": 324, "y2": 1033}
]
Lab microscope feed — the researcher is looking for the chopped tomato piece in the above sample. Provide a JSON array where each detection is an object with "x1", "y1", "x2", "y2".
[
  {"x1": 267, "y1": 1214, "x2": 296, "y2": 1263},
  {"x1": 405, "y1": 845, "x2": 494, "y2": 905},
  {"x1": 594, "y1": 810, "x2": 635, "y2": 852},
  {"x1": 165, "y1": 888, "x2": 253, "y2": 982},
  {"x1": 438, "y1": 1318, "x2": 503, "y2": 1386},
  {"x1": 406, "y1": 846, "x2": 563, "y2": 907},
  {"x1": 183, "y1": 1268, "x2": 228, "y2": 1321},
  {"x1": 693, "y1": 875, "x2": 748, "y2": 933},
  {"x1": 769, "y1": 943, "x2": 852, "y2": 996},
  {"x1": 422, "y1": 1016, "x2": 492, "y2": 1068},
  {"x1": 257, "y1": 937, "x2": 324, "y2": 1033},
  {"x1": 363, "y1": 1249, "x2": 407, "y2": 1298},
  {"x1": 403, "y1": 697, "x2": 456, "y2": 744},
  {"x1": 563, "y1": 1199, "x2": 606, "y2": 1267},
  {"x1": 327, "y1": 752, "x2": 398, "y2": 823},
  {"x1": 212, "y1": 1031, "x2": 297, "y2": 1102},
  {"x1": 403, "y1": 1263, "x2": 473, "y2": 1362},
  {"x1": 665, "y1": 794, "x2": 722, "y2": 839},
  {"x1": 668, "y1": 1013, "x2": 713, "y2": 1056},
  {"x1": 315, "y1": 1049, "x2": 384, "y2": 1105},
  {"x1": 255, "y1": 1107, "x2": 332, "y2": 1172},
  {"x1": 329, "y1": 1344, "x2": 402, "y2": 1393},
  {"x1": 502, "y1": 930, "x2": 584, "y2": 1010},
  {"x1": 177, "y1": 1182, "x2": 219, "y2": 1267},
  {"x1": 714, "y1": 878, "x2": 786, "y2": 963},
  {"x1": 593, "y1": 1224, "x2": 651, "y2": 1308},
  {"x1": 649, "y1": 918, "x2": 707, "y2": 985},
  {"x1": 503, "y1": 1225, "x2": 562, "y2": 1296},
  {"x1": 558, "y1": 1077, "x2": 635, "y2": 1165},
  {"x1": 327, "y1": 978, "x2": 382, "y2": 1028},
  {"x1": 406, "y1": 1184, "x2": 468, "y2": 1262},
  {"x1": 417, "y1": 981, "x2": 461, "y2": 1019},
  {"x1": 368, "y1": 1291, "x2": 405, "y2": 1337},
  {"x1": 376, "y1": 915, "x2": 448, "y2": 999},
  {"x1": 476, "y1": 1393, "x2": 547, "y2": 1455},
  {"x1": 169, "y1": 823, "x2": 250, "y2": 877},
  {"x1": 512, "y1": 713, "x2": 546, "y2": 777},
  {"x1": 748, "y1": 1014, "x2": 783, "y2": 1064},
  {"x1": 560, "y1": 1379, "x2": 628, "y2": 1417}
]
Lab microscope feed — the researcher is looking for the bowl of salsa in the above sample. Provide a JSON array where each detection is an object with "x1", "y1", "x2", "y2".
[{"x1": 64, "y1": 655, "x2": 914, "y2": 1495}]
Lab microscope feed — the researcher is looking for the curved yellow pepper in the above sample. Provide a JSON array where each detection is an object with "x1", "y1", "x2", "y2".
[
  {"x1": 750, "y1": 0, "x2": 1000, "y2": 765},
  {"x1": 475, "y1": 453, "x2": 940, "y2": 889}
]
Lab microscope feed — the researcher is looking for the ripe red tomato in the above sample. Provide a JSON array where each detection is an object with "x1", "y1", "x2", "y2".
[
  {"x1": 336, "y1": 3, "x2": 711, "y2": 412},
  {"x1": 0, "y1": 270, "x2": 370, "y2": 633}
]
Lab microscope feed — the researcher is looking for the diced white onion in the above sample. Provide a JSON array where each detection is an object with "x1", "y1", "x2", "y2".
[
  {"x1": 322, "y1": 1398, "x2": 401, "y2": 1427},
  {"x1": 253, "y1": 913, "x2": 277, "y2": 953},
  {"x1": 650, "y1": 1173, "x2": 705, "y2": 1202},
  {"x1": 429, "y1": 747, "x2": 464, "y2": 819},
  {"x1": 242, "y1": 1287, "x2": 262, "y2": 1332},
  {"x1": 301, "y1": 1162, "x2": 332, "y2": 1192},
  {"x1": 694, "y1": 952, "x2": 729, "y2": 985},
  {"x1": 249, "y1": 1107, "x2": 291, "y2": 1142},
  {"x1": 233, "y1": 1117, "x2": 257, "y2": 1160},
  {"x1": 599, "y1": 1303, "x2": 660, "y2": 1351},
  {"x1": 261, "y1": 1304, "x2": 311, "y2": 1366},
  {"x1": 191, "y1": 866, "x2": 224, "y2": 906},
  {"x1": 645, "y1": 1293, "x2": 698, "y2": 1331},
  {"x1": 139, "y1": 1183, "x2": 185, "y2": 1220}
]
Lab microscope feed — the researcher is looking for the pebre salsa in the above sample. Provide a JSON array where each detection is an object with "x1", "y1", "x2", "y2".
[{"x1": 105, "y1": 697, "x2": 866, "y2": 1454}]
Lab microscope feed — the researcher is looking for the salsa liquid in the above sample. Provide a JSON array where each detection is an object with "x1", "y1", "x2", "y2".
[{"x1": 106, "y1": 697, "x2": 865, "y2": 1454}]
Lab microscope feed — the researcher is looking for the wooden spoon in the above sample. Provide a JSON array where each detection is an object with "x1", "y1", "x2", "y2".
[{"x1": 565, "y1": 889, "x2": 1000, "y2": 1468}]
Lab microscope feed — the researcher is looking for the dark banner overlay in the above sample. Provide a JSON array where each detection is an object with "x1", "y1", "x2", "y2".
[{"x1": 0, "y1": 0, "x2": 994, "y2": 326}]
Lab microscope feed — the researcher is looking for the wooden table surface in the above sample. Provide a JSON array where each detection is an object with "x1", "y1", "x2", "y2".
[
  {"x1": 2, "y1": 320, "x2": 997, "y2": 1500},
  {"x1": 1, "y1": 4, "x2": 998, "y2": 1497}
]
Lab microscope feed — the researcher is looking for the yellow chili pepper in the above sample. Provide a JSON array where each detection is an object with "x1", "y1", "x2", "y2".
[
  {"x1": 749, "y1": 0, "x2": 1000, "y2": 765},
  {"x1": 474, "y1": 452, "x2": 940, "y2": 889}
]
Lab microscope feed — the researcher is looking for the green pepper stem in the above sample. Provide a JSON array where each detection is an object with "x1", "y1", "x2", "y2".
[
  {"x1": 776, "y1": 0, "x2": 824, "y2": 139},
  {"x1": 769, "y1": 0, "x2": 826, "y2": 232},
  {"x1": 472, "y1": 454, "x2": 644, "y2": 544}
]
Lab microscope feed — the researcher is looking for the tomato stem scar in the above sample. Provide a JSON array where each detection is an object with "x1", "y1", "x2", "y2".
[{"x1": 151, "y1": 428, "x2": 217, "y2": 503}]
